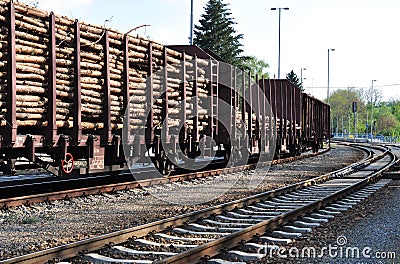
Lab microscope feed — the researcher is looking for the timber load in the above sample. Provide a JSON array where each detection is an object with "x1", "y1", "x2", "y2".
[{"x1": 0, "y1": 0, "x2": 210, "y2": 133}]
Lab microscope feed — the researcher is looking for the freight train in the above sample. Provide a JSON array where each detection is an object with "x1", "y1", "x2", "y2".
[{"x1": 0, "y1": 1, "x2": 330, "y2": 176}]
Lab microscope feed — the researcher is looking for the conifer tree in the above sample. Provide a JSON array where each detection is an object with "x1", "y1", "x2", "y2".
[
  {"x1": 194, "y1": 0, "x2": 244, "y2": 67},
  {"x1": 286, "y1": 70, "x2": 303, "y2": 91}
]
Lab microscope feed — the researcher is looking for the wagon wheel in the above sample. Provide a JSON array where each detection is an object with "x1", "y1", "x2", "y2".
[
  {"x1": 154, "y1": 152, "x2": 172, "y2": 176},
  {"x1": 0, "y1": 159, "x2": 16, "y2": 175},
  {"x1": 61, "y1": 153, "x2": 74, "y2": 174}
]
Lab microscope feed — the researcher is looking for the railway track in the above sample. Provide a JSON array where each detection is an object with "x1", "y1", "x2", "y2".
[
  {"x1": 0, "y1": 148, "x2": 328, "y2": 208},
  {"x1": 0, "y1": 144, "x2": 393, "y2": 264}
]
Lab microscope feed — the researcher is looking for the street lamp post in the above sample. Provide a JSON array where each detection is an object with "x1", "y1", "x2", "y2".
[
  {"x1": 327, "y1": 48, "x2": 335, "y2": 142},
  {"x1": 271, "y1": 7, "x2": 289, "y2": 79},
  {"x1": 342, "y1": 116, "x2": 344, "y2": 138},
  {"x1": 189, "y1": 0, "x2": 193, "y2": 44},
  {"x1": 348, "y1": 114, "x2": 351, "y2": 139},
  {"x1": 370, "y1": 79, "x2": 377, "y2": 141},
  {"x1": 327, "y1": 48, "x2": 335, "y2": 104},
  {"x1": 300, "y1": 67, "x2": 306, "y2": 84}
]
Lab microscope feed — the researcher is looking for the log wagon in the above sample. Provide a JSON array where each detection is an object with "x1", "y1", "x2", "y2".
[{"x1": 0, "y1": 1, "x2": 329, "y2": 177}]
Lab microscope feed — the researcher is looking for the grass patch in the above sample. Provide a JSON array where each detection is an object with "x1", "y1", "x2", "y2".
[{"x1": 21, "y1": 217, "x2": 40, "y2": 224}]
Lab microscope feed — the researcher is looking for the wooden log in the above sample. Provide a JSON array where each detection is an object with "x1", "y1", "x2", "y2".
[
  {"x1": 56, "y1": 85, "x2": 74, "y2": 93},
  {"x1": 55, "y1": 15, "x2": 74, "y2": 27},
  {"x1": 80, "y1": 39, "x2": 103, "y2": 51},
  {"x1": 110, "y1": 87, "x2": 122, "y2": 94},
  {"x1": 81, "y1": 61, "x2": 102, "y2": 70},
  {"x1": 128, "y1": 43, "x2": 147, "y2": 53},
  {"x1": 16, "y1": 100, "x2": 45, "y2": 107},
  {"x1": 15, "y1": 30, "x2": 48, "y2": 44},
  {"x1": 56, "y1": 46, "x2": 74, "y2": 55},
  {"x1": 130, "y1": 89, "x2": 146, "y2": 96},
  {"x1": 81, "y1": 107, "x2": 103, "y2": 115},
  {"x1": 56, "y1": 72, "x2": 75, "y2": 81},
  {"x1": 55, "y1": 29, "x2": 72, "y2": 42},
  {"x1": 81, "y1": 58, "x2": 104, "y2": 66},
  {"x1": 131, "y1": 96, "x2": 146, "y2": 103},
  {"x1": 81, "y1": 88, "x2": 101, "y2": 98},
  {"x1": 14, "y1": 2, "x2": 48, "y2": 19},
  {"x1": 110, "y1": 80, "x2": 122, "y2": 88},
  {"x1": 15, "y1": 19, "x2": 48, "y2": 35},
  {"x1": 15, "y1": 38, "x2": 47, "y2": 49},
  {"x1": 18, "y1": 62, "x2": 46, "y2": 70},
  {"x1": 56, "y1": 59, "x2": 73, "y2": 67},
  {"x1": 109, "y1": 73, "x2": 123, "y2": 81},
  {"x1": 56, "y1": 67, "x2": 72, "y2": 75},
  {"x1": 81, "y1": 82, "x2": 102, "y2": 91},
  {"x1": 81, "y1": 51, "x2": 102, "y2": 61},
  {"x1": 16, "y1": 112, "x2": 43, "y2": 119},
  {"x1": 16, "y1": 73, "x2": 46, "y2": 82},
  {"x1": 80, "y1": 69, "x2": 102, "y2": 77},
  {"x1": 130, "y1": 119, "x2": 146, "y2": 125},
  {"x1": 56, "y1": 90, "x2": 72, "y2": 98},
  {"x1": 56, "y1": 101, "x2": 72, "y2": 108},
  {"x1": 129, "y1": 82, "x2": 147, "y2": 89},
  {"x1": 15, "y1": 12, "x2": 47, "y2": 29},
  {"x1": 109, "y1": 67, "x2": 122, "y2": 76},
  {"x1": 81, "y1": 76, "x2": 103, "y2": 85},
  {"x1": 82, "y1": 103, "x2": 102, "y2": 110},
  {"x1": 82, "y1": 95, "x2": 102, "y2": 104},
  {"x1": 13, "y1": 95, "x2": 47, "y2": 102},
  {"x1": 16, "y1": 106, "x2": 45, "y2": 114},
  {"x1": 16, "y1": 85, "x2": 46, "y2": 94},
  {"x1": 16, "y1": 63, "x2": 46, "y2": 75},
  {"x1": 56, "y1": 80, "x2": 73, "y2": 87},
  {"x1": 16, "y1": 54, "x2": 46, "y2": 63}
]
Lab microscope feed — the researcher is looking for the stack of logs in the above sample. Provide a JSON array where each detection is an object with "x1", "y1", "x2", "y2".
[{"x1": 0, "y1": 0, "x2": 212, "y2": 132}]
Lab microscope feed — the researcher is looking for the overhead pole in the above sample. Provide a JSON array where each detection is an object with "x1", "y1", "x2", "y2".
[
  {"x1": 271, "y1": 7, "x2": 289, "y2": 79},
  {"x1": 190, "y1": 0, "x2": 194, "y2": 44},
  {"x1": 327, "y1": 48, "x2": 335, "y2": 104},
  {"x1": 370, "y1": 79, "x2": 377, "y2": 141}
]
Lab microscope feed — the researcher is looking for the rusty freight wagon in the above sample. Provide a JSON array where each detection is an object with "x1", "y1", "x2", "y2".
[{"x1": 258, "y1": 79, "x2": 329, "y2": 156}]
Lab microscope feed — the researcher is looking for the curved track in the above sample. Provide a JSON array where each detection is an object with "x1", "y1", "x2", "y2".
[{"x1": 0, "y1": 144, "x2": 391, "y2": 264}]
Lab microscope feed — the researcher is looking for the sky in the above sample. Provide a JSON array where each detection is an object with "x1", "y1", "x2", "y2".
[{"x1": 34, "y1": 0, "x2": 400, "y2": 101}]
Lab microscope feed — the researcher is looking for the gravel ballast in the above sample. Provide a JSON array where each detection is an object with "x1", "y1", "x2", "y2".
[
  {"x1": 0, "y1": 145, "x2": 364, "y2": 260},
  {"x1": 260, "y1": 180, "x2": 400, "y2": 264}
]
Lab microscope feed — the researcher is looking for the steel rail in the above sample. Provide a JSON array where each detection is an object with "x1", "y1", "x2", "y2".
[
  {"x1": 1, "y1": 146, "x2": 378, "y2": 264},
  {"x1": 158, "y1": 146, "x2": 396, "y2": 263},
  {"x1": 0, "y1": 148, "x2": 330, "y2": 209}
]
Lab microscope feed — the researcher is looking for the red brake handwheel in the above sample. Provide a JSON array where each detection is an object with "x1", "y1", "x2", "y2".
[{"x1": 62, "y1": 153, "x2": 74, "y2": 174}]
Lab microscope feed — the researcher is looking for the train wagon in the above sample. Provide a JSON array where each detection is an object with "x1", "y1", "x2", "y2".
[{"x1": 0, "y1": 1, "x2": 329, "y2": 177}]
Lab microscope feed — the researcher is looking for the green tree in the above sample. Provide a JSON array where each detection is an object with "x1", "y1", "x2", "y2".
[
  {"x1": 373, "y1": 105, "x2": 399, "y2": 136},
  {"x1": 241, "y1": 56, "x2": 269, "y2": 79},
  {"x1": 286, "y1": 70, "x2": 302, "y2": 91},
  {"x1": 360, "y1": 86, "x2": 382, "y2": 108},
  {"x1": 387, "y1": 97, "x2": 400, "y2": 121},
  {"x1": 328, "y1": 88, "x2": 365, "y2": 135},
  {"x1": 377, "y1": 114, "x2": 398, "y2": 136},
  {"x1": 194, "y1": 0, "x2": 244, "y2": 67}
]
